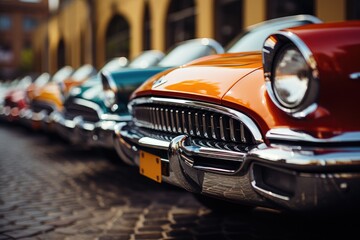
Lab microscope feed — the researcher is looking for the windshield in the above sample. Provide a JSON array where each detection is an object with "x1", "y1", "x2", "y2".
[
  {"x1": 157, "y1": 40, "x2": 218, "y2": 67},
  {"x1": 34, "y1": 73, "x2": 51, "y2": 87},
  {"x1": 102, "y1": 57, "x2": 128, "y2": 72},
  {"x1": 52, "y1": 66, "x2": 74, "y2": 83},
  {"x1": 226, "y1": 20, "x2": 314, "y2": 53},
  {"x1": 128, "y1": 50, "x2": 164, "y2": 68},
  {"x1": 72, "y1": 64, "x2": 96, "y2": 81}
]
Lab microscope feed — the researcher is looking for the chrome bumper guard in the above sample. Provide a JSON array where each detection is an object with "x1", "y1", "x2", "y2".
[
  {"x1": 115, "y1": 123, "x2": 360, "y2": 212},
  {"x1": 53, "y1": 112, "x2": 131, "y2": 148}
]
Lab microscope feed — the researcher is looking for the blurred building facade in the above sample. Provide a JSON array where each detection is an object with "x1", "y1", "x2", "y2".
[
  {"x1": 0, "y1": 0, "x2": 49, "y2": 80},
  {"x1": 3, "y1": 0, "x2": 360, "y2": 78}
]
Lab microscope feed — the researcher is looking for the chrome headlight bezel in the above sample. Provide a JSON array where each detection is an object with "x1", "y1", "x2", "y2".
[
  {"x1": 262, "y1": 31, "x2": 319, "y2": 118},
  {"x1": 100, "y1": 70, "x2": 119, "y2": 111}
]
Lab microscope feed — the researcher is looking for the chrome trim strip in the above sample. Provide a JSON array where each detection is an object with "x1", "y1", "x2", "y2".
[
  {"x1": 266, "y1": 128, "x2": 360, "y2": 143},
  {"x1": 138, "y1": 137, "x2": 169, "y2": 150},
  {"x1": 129, "y1": 97, "x2": 263, "y2": 143},
  {"x1": 251, "y1": 180, "x2": 289, "y2": 201},
  {"x1": 180, "y1": 138, "x2": 245, "y2": 162}
]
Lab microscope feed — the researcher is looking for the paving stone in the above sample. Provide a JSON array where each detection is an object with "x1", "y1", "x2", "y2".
[
  {"x1": 133, "y1": 232, "x2": 163, "y2": 239},
  {"x1": 0, "y1": 235, "x2": 11, "y2": 240},
  {"x1": 143, "y1": 220, "x2": 171, "y2": 226},
  {"x1": 97, "y1": 234, "x2": 130, "y2": 240},
  {"x1": 0, "y1": 225, "x2": 26, "y2": 233},
  {"x1": 5, "y1": 228, "x2": 44, "y2": 239},
  {"x1": 46, "y1": 218, "x2": 76, "y2": 227}
]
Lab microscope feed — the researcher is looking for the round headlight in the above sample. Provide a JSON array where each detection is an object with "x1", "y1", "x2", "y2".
[{"x1": 273, "y1": 46, "x2": 310, "y2": 109}]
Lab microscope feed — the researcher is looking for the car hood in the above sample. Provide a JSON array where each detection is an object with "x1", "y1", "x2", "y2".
[
  {"x1": 133, "y1": 52, "x2": 262, "y2": 104},
  {"x1": 32, "y1": 82, "x2": 63, "y2": 110}
]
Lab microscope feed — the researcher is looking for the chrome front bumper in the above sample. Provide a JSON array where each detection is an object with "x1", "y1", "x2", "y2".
[
  {"x1": 114, "y1": 123, "x2": 360, "y2": 213},
  {"x1": 53, "y1": 112, "x2": 131, "y2": 148}
]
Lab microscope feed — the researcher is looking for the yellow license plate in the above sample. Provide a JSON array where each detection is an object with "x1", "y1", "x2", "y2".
[{"x1": 139, "y1": 150, "x2": 162, "y2": 183}]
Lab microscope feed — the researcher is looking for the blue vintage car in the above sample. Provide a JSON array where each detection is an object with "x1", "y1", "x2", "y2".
[{"x1": 55, "y1": 40, "x2": 224, "y2": 149}]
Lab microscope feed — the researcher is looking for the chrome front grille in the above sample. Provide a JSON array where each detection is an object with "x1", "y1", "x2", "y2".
[{"x1": 133, "y1": 104, "x2": 255, "y2": 145}]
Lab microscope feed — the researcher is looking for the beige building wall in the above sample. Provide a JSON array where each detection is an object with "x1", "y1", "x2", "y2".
[
  {"x1": 243, "y1": 0, "x2": 266, "y2": 28},
  {"x1": 316, "y1": 0, "x2": 346, "y2": 22},
  {"x1": 33, "y1": 0, "x2": 351, "y2": 73}
]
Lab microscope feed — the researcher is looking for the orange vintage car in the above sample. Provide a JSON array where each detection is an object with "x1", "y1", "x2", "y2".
[
  {"x1": 115, "y1": 20, "x2": 360, "y2": 214},
  {"x1": 30, "y1": 64, "x2": 96, "y2": 131}
]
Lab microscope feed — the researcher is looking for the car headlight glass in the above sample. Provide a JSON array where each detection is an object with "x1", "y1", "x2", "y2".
[
  {"x1": 104, "y1": 89, "x2": 116, "y2": 108},
  {"x1": 273, "y1": 46, "x2": 310, "y2": 109}
]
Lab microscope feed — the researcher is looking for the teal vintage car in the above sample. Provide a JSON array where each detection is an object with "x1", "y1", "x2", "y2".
[
  {"x1": 53, "y1": 50, "x2": 165, "y2": 145},
  {"x1": 56, "y1": 40, "x2": 224, "y2": 149}
]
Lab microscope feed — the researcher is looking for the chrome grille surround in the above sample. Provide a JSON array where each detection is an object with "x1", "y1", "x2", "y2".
[{"x1": 129, "y1": 97, "x2": 263, "y2": 146}]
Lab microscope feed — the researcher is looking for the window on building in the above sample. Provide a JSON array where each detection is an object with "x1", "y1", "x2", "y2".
[
  {"x1": 105, "y1": 14, "x2": 130, "y2": 61},
  {"x1": 215, "y1": 0, "x2": 243, "y2": 46},
  {"x1": 0, "y1": 15, "x2": 11, "y2": 31},
  {"x1": 57, "y1": 39, "x2": 66, "y2": 69},
  {"x1": 267, "y1": 0, "x2": 314, "y2": 19},
  {"x1": 0, "y1": 44, "x2": 13, "y2": 63},
  {"x1": 347, "y1": 0, "x2": 360, "y2": 19},
  {"x1": 20, "y1": 41, "x2": 34, "y2": 72},
  {"x1": 143, "y1": 3, "x2": 151, "y2": 50},
  {"x1": 166, "y1": 0, "x2": 196, "y2": 50},
  {"x1": 23, "y1": 17, "x2": 39, "y2": 31}
]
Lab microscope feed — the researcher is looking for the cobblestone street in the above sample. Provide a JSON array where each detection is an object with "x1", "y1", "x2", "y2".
[{"x1": 0, "y1": 123, "x2": 358, "y2": 240}]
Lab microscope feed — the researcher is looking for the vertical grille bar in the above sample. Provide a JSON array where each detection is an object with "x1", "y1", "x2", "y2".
[
  {"x1": 160, "y1": 108, "x2": 165, "y2": 131},
  {"x1": 195, "y1": 112, "x2": 201, "y2": 137},
  {"x1": 165, "y1": 109, "x2": 171, "y2": 132},
  {"x1": 202, "y1": 113, "x2": 209, "y2": 138},
  {"x1": 182, "y1": 110, "x2": 188, "y2": 134},
  {"x1": 220, "y1": 116, "x2": 226, "y2": 141},
  {"x1": 188, "y1": 112, "x2": 194, "y2": 136},
  {"x1": 175, "y1": 110, "x2": 181, "y2": 133},
  {"x1": 229, "y1": 118, "x2": 235, "y2": 142},
  {"x1": 170, "y1": 109, "x2": 176, "y2": 132},
  {"x1": 211, "y1": 115, "x2": 216, "y2": 139},
  {"x1": 240, "y1": 122, "x2": 246, "y2": 143},
  {"x1": 152, "y1": 107, "x2": 158, "y2": 130}
]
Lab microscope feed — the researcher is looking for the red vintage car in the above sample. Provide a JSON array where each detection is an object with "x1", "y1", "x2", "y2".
[{"x1": 115, "y1": 20, "x2": 360, "y2": 214}]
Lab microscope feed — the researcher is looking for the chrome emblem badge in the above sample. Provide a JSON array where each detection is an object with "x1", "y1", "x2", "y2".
[{"x1": 152, "y1": 76, "x2": 167, "y2": 88}]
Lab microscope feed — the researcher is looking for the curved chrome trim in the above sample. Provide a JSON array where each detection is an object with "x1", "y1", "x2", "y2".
[
  {"x1": 263, "y1": 31, "x2": 319, "y2": 118},
  {"x1": 100, "y1": 113, "x2": 131, "y2": 122},
  {"x1": 129, "y1": 97, "x2": 263, "y2": 144},
  {"x1": 100, "y1": 70, "x2": 118, "y2": 108},
  {"x1": 251, "y1": 180, "x2": 289, "y2": 201},
  {"x1": 72, "y1": 98, "x2": 103, "y2": 117},
  {"x1": 247, "y1": 147, "x2": 360, "y2": 168},
  {"x1": 138, "y1": 137, "x2": 169, "y2": 150},
  {"x1": 266, "y1": 128, "x2": 360, "y2": 143},
  {"x1": 179, "y1": 136, "x2": 245, "y2": 161}
]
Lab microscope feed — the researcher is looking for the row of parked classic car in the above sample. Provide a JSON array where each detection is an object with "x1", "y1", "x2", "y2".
[{"x1": 1, "y1": 14, "x2": 360, "y2": 214}]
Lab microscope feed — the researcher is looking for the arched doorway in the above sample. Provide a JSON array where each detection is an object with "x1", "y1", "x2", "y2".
[
  {"x1": 215, "y1": 0, "x2": 243, "y2": 47},
  {"x1": 57, "y1": 39, "x2": 65, "y2": 69},
  {"x1": 105, "y1": 14, "x2": 130, "y2": 61},
  {"x1": 166, "y1": 0, "x2": 196, "y2": 50},
  {"x1": 143, "y1": 3, "x2": 151, "y2": 51}
]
